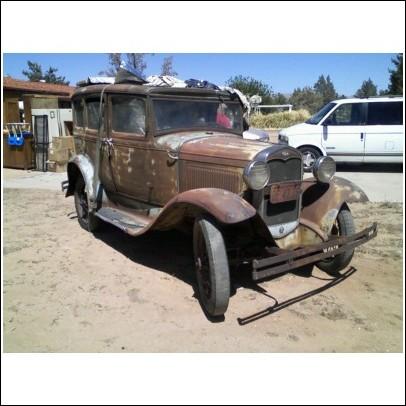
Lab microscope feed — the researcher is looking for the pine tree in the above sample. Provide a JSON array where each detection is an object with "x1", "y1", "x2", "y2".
[
  {"x1": 387, "y1": 54, "x2": 403, "y2": 95},
  {"x1": 22, "y1": 61, "x2": 69, "y2": 85},
  {"x1": 22, "y1": 61, "x2": 43, "y2": 82},
  {"x1": 314, "y1": 74, "x2": 338, "y2": 105},
  {"x1": 354, "y1": 78, "x2": 378, "y2": 98}
]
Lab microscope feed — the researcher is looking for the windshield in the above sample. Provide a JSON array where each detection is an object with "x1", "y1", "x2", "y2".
[
  {"x1": 306, "y1": 102, "x2": 336, "y2": 124},
  {"x1": 153, "y1": 99, "x2": 243, "y2": 133}
]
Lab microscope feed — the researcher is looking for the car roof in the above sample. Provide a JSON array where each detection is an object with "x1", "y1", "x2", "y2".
[
  {"x1": 332, "y1": 96, "x2": 403, "y2": 104},
  {"x1": 72, "y1": 83, "x2": 234, "y2": 99}
]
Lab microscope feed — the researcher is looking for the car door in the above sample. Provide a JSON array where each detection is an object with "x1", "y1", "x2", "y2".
[
  {"x1": 321, "y1": 102, "x2": 367, "y2": 162},
  {"x1": 105, "y1": 94, "x2": 151, "y2": 201},
  {"x1": 364, "y1": 101, "x2": 403, "y2": 163}
]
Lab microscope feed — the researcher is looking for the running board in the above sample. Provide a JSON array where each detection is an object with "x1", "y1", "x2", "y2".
[{"x1": 95, "y1": 207, "x2": 149, "y2": 235}]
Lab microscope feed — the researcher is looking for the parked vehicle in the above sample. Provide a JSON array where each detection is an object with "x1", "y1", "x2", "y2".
[
  {"x1": 62, "y1": 79, "x2": 377, "y2": 319},
  {"x1": 278, "y1": 97, "x2": 403, "y2": 171}
]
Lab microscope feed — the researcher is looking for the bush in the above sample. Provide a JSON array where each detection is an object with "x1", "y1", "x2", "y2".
[{"x1": 249, "y1": 109, "x2": 311, "y2": 129}]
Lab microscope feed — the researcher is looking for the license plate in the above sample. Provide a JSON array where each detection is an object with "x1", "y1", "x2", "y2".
[{"x1": 270, "y1": 182, "x2": 301, "y2": 204}]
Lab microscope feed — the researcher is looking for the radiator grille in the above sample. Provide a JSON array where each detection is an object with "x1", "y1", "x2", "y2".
[
  {"x1": 180, "y1": 162, "x2": 243, "y2": 194},
  {"x1": 264, "y1": 157, "x2": 302, "y2": 227},
  {"x1": 269, "y1": 158, "x2": 302, "y2": 183}
]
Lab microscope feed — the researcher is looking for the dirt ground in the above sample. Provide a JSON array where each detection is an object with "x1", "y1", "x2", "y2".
[{"x1": 3, "y1": 188, "x2": 403, "y2": 352}]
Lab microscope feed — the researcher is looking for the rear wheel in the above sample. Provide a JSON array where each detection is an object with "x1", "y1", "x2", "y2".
[
  {"x1": 316, "y1": 207, "x2": 355, "y2": 274},
  {"x1": 299, "y1": 146, "x2": 321, "y2": 172},
  {"x1": 193, "y1": 216, "x2": 230, "y2": 318},
  {"x1": 74, "y1": 176, "x2": 100, "y2": 232}
]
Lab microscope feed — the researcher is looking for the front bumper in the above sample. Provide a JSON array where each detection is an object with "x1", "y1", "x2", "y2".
[{"x1": 252, "y1": 223, "x2": 377, "y2": 281}]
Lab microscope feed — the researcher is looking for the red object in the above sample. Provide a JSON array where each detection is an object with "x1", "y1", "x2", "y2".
[{"x1": 216, "y1": 111, "x2": 232, "y2": 128}]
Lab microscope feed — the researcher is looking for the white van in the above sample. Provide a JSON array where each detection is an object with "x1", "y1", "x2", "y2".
[{"x1": 278, "y1": 97, "x2": 403, "y2": 170}]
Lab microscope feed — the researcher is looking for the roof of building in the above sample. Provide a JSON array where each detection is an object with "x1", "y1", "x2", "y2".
[{"x1": 3, "y1": 77, "x2": 76, "y2": 96}]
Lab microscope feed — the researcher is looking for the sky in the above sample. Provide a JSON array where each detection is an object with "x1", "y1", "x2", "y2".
[{"x1": 3, "y1": 53, "x2": 398, "y2": 96}]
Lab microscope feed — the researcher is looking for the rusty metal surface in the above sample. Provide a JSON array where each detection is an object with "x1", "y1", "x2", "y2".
[
  {"x1": 253, "y1": 222, "x2": 378, "y2": 281},
  {"x1": 179, "y1": 161, "x2": 244, "y2": 194},
  {"x1": 94, "y1": 187, "x2": 258, "y2": 237},
  {"x1": 300, "y1": 176, "x2": 369, "y2": 238},
  {"x1": 69, "y1": 85, "x2": 374, "y2": 265},
  {"x1": 179, "y1": 134, "x2": 269, "y2": 165}
]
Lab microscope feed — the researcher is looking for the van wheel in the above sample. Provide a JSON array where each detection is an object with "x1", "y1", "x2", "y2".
[
  {"x1": 74, "y1": 176, "x2": 100, "y2": 232},
  {"x1": 299, "y1": 146, "x2": 321, "y2": 172},
  {"x1": 316, "y1": 207, "x2": 355, "y2": 274},
  {"x1": 193, "y1": 216, "x2": 230, "y2": 318}
]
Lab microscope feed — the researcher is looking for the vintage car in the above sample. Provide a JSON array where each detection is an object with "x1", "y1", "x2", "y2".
[{"x1": 62, "y1": 77, "x2": 377, "y2": 318}]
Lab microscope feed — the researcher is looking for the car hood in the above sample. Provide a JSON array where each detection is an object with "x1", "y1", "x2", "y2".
[
  {"x1": 279, "y1": 122, "x2": 318, "y2": 136},
  {"x1": 156, "y1": 131, "x2": 271, "y2": 165}
]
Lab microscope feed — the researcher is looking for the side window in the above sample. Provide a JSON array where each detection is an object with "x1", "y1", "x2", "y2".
[
  {"x1": 86, "y1": 99, "x2": 101, "y2": 130},
  {"x1": 324, "y1": 103, "x2": 365, "y2": 126},
  {"x1": 73, "y1": 99, "x2": 84, "y2": 128},
  {"x1": 367, "y1": 101, "x2": 403, "y2": 125},
  {"x1": 111, "y1": 96, "x2": 146, "y2": 135}
]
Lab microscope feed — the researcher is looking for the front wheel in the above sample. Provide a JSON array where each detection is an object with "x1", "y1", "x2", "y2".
[
  {"x1": 193, "y1": 216, "x2": 230, "y2": 318},
  {"x1": 316, "y1": 207, "x2": 355, "y2": 274},
  {"x1": 299, "y1": 146, "x2": 321, "y2": 172}
]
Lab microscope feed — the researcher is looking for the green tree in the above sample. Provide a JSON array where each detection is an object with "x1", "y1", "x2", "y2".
[
  {"x1": 160, "y1": 56, "x2": 177, "y2": 76},
  {"x1": 22, "y1": 60, "x2": 69, "y2": 85},
  {"x1": 43, "y1": 67, "x2": 69, "y2": 85},
  {"x1": 289, "y1": 86, "x2": 323, "y2": 113},
  {"x1": 314, "y1": 74, "x2": 338, "y2": 105},
  {"x1": 226, "y1": 75, "x2": 273, "y2": 103},
  {"x1": 271, "y1": 92, "x2": 288, "y2": 105},
  {"x1": 22, "y1": 61, "x2": 43, "y2": 82},
  {"x1": 387, "y1": 53, "x2": 403, "y2": 95},
  {"x1": 354, "y1": 78, "x2": 378, "y2": 98}
]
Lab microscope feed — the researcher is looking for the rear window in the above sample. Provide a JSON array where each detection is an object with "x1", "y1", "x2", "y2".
[
  {"x1": 73, "y1": 99, "x2": 84, "y2": 127},
  {"x1": 111, "y1": 96, "x2": 146, "y2": 135},
  {"x1": 367, "y1": 101, "x2": 403, "y2": 125},
  {"x1": 86, "y1": 99, "x2": 101, "y2": 129},
  {"x1": 324, "y1": 103, "x2": 365, "y2": 126}
]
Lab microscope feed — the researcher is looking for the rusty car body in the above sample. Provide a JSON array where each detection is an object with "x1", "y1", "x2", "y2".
[{"x1": 63, "y1": 79, "x2": 377, "y2": 318}]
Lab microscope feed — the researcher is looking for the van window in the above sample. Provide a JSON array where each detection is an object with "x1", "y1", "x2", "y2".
[
  {"x1": 324, "y1": 103, "x2": 365, "y2": 126},
  {"x1": 367, "y1": 101, "x2": 403, "y2": 125},
  {"x1": 86, "y1": 99, "x2": 101, "y2": 129},
  {"x1": 73, "y1": 99, "x2": 84, "y2": 127},
  {"x1": 111, "y1": 96, "x2": 146, "y2": 135},
  {"x1": 306, "y1": 102, "x2": 336, "y2": 124}
]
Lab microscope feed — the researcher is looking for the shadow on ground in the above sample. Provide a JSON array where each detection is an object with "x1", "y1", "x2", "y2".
[{"x1": 89, "y1": 221, "x2": 357, "y2": 323}]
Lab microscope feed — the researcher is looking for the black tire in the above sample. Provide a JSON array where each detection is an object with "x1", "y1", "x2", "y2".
[
  {"x1": 316, "y1": 207, "x2": 355, "y2": 274},
  {"x1": 74, "y1": 176, "x2": 100, "y2": 232},
  {"x1": 193, "y1": 216, "x2": 230, "y2": 317},
  {"x1": 299, "y1": 146, "x2": 321, "y2": 172}
]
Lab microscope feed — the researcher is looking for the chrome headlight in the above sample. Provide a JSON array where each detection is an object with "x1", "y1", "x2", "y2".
[
  {"x1": 243, "y1": 161, "x2": 270, "y2": 190},
  {"x1": 312, "y1": 156, "x2": 336, "y2": 183}
]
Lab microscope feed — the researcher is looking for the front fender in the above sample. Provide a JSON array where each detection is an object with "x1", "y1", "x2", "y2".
[
  {"x1": 151, "y1": 188, "x2": 257, "y2": 231},
  {"x1": 300, "y1": 176, "x2": 369, "y2": 238},
  {"x1": 66, "y1": 154, "x2": 97, "y2": 198}
]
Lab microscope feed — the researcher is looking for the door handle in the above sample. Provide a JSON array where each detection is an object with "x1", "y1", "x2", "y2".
[{"x1": 360, "y1": 132, "x2": 364, "y2": 141}]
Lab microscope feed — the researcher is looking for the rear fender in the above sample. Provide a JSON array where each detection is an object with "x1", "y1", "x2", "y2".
[
  {"x1": 300, "y1": 176, "x2": 369, "y2": 238},
  {"x1": 66, "y1": 154, "x2": 97, "y2": 199}
]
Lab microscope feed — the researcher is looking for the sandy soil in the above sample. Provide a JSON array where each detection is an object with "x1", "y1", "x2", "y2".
[{"x1": 3, "y1": 188, "x2": 403, "y2": 352}]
